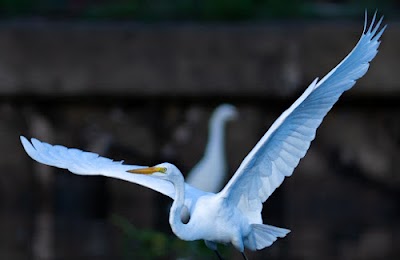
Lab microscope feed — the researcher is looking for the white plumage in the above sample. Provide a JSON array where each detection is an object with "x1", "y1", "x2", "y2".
[
  {"x1": 186, "y1": 104, "x2": 237, "y2": 193},
  {"x1": 21, "y1": 12, "x2": 385, "y2": 258}
]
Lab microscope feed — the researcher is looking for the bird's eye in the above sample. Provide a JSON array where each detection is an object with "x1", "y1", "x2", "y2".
[{"x1": 160, "y1": 167, "x2": 167, "y2": 173}]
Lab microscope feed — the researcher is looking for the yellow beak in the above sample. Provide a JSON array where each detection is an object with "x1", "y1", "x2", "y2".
[{"x1": 128, "y1": 166, "x2": 166, "y2": 175}]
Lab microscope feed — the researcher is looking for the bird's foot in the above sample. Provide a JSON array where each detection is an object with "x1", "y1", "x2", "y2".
[{"x1": 214, "y1": 250, "x2": 224, "y2": 260}]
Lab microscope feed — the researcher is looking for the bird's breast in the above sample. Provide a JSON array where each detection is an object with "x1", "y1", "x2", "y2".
[{"x1": 189, "y1": 195, "x2": 244, "y2": 243}]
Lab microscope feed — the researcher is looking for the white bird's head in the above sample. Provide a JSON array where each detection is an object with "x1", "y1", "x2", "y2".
[
  {"x1": 213, "y1": 104, "x2": 238, "y2": 122},
  {"x1": 128, "y1": 162, "x2": 181, "y2": 179}
]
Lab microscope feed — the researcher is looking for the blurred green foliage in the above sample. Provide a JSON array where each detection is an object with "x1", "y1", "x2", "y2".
[
  {"x1": 112, "y1": 214, "x2": 231, "y2": 259},
  {"x1": 0, "y1": 0, "x2": 397, "y2": 20}
]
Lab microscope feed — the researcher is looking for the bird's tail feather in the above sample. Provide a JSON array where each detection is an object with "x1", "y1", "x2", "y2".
[{"x1": 245, "y1": 224, "x2": 290, "y2": 250}]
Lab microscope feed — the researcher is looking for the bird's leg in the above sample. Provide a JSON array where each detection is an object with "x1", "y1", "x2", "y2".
[
  {"x1": 241, "y1": 252, "x2": 249, "y2": 260},
  {"x1": 214, "y1": 250, "x2": 224, "y2": 260}
]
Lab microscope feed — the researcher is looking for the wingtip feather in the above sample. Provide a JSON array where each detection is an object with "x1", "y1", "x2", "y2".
[
  {"x1": 20, "y1": 136, "x2": 32, "y2": 151},
  {"x1": 373, "y1": 24, "x2": 387, "y2": 42},
  {"x1": 20, "y1": 135, "x2": 29, "y2": 147},
  {"x1": 363, "y1": 9, "x2": 368, "y2": 33},
  {"x1": 369, "y1": 10, "x2": 377, "y2": 33},
  {"x1": 20, "y1": 136, "x2": 39, "y2": 161}
]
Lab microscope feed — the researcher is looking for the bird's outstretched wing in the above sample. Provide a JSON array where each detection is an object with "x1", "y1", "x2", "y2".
[
  {"x1": 21, "y1": 136, "x2": 179, "y2": 197},
  {"x1": 218, "y1": 12, "x2": 386, "y2": 223}
]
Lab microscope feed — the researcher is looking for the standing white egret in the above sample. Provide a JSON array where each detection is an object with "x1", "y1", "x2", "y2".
[
  {"x1": 21, "y1": 13, "x2": 385, "y2": 259},
  {"x1": 186, "y1": 104, "x2": 237, "y2": 193}
]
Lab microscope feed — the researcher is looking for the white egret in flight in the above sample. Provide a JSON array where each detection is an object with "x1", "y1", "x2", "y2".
[
  {"x1": 186, "y1": 104, "x2": 237, "y2": 193},
  {"x1": 21, "y1": 13, "x2": 385, "y2": 260}
]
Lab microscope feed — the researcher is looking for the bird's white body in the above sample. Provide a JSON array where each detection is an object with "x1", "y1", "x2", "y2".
[
  {"x1": 186, "y1": 104, "x2": 237, "y2": 193},
  {"x1": 20, "y1": 12, "x2": 385, "y2": 256},
  {"x1": 187, "y1": 198, "x2": 249, "y2": 248},
  {"x1": 177, "y1": 194, "x2": 238, "y2": 242},
  {"x1": 144, "y1": 163, "x2": 287, "y2": 252}
]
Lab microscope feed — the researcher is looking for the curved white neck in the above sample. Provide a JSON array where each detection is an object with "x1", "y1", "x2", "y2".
[
  {"x1": 169, "y1": 175, "x2": 198, "y2": 241},
  {"x1": 204, "y1": 113, "x2": 228, "y2": 161}
]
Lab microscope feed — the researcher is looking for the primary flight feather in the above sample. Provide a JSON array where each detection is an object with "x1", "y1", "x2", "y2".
[{"x1": 21, "y1": 12, "x2": 385, "y2": 259}]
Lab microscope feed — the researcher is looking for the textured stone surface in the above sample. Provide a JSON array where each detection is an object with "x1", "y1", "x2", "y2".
[{"x1": 0, "y1": 21, "x2": 397, "y2": 97}]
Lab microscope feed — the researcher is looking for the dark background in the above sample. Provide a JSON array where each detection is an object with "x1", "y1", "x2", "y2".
[{"x1": 0, "y1": 0, "x2": 399, "y2": 259}]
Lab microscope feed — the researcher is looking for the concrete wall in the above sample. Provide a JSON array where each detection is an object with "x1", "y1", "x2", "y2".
[{"x1": 0, "y1": 20, "x2": 398, "y2": 97}]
